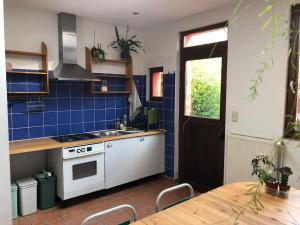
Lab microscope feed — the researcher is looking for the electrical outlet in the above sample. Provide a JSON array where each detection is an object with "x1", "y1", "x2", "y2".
[{"x1": 232, "y1": 111, "x2": 238, "y2": 122}]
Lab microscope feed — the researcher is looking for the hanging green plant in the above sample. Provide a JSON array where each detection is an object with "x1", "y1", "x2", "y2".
[
  {"x1": 91, "y1": 43, "x2": 107, "y2": 63},
  {"x1": 91, "y1": 29, "x2": 107, "y2": 63},
  {"x1": 108, "y1": 26, "x2": 145, "y2": 60}
]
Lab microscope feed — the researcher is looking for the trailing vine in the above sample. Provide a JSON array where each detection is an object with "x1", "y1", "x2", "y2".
[{"x1": 225, "y1": 0, "x2": 298, "y2": 224}]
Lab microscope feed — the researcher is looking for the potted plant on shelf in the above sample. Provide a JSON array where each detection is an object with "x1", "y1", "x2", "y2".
[
  {"x1": 91, "y1": 43, "x2": 107, "y2": 63},
  {"x1": 278, "y1": 167, "x2": 293, "y2": 198},
  {"x1": 251, "y1": 154, "x2": 278, "y2": 195},
  {"x1": 108, "y1": 26, "x2": 145, "y2": 60}
]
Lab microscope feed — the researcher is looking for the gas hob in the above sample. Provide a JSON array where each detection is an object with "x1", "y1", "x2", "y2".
[{"x1": 52, "y1": 133, "x2": 99, "y2": 143}]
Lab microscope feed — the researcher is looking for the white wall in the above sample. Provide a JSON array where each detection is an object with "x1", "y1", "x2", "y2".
[
  {"x1": 0, "y1": 0, "x2": 12, "y2": 223},
  {"x1": 143, "y1": 5, "x2": 234, "y2": 178},
  {"x1": 4, "y1": 4, "x2": 145, "y2": 75},
  {"x1": 10, "y1": 152, "x2": 47, "y2": 181},
  {"x1": 143, "y1": 0, "x2": 300, "y2": 186}
]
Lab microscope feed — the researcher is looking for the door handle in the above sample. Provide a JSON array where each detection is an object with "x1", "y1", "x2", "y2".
[
  {"x1": 218, "y1": 129, "x2": 225, "y2": 139},
  {"x1": 106, "y1": 143, "x2": 112, "y2": 148}
]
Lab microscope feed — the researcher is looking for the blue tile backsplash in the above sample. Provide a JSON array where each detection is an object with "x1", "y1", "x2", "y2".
[
  {"x1": 8, "y1": 71, "x2": 175, "y2": 177},
  {"x1": 134, "y1": 73, "x2": 175, "y2": 177}
]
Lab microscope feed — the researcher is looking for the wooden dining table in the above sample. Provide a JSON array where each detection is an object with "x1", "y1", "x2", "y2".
[{"x1": 132, "y1": 182, "x2": 300, "y2": 225}]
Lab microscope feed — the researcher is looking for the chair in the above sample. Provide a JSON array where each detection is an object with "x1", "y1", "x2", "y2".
[
  {"x1": 156, "y1": 183, "x2": 194, "y2": 212},
  {"x1": 81, "y1": 204, "x2": 137, "y2": 225}
]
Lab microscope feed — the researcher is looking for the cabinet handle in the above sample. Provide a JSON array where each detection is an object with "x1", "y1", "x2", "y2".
[
  {"x1": 140, "y1": 138, "x2": 144, "y2": 142},
  {"x1": 107, "y1": 143, "x2": 112, "y2": 148}
]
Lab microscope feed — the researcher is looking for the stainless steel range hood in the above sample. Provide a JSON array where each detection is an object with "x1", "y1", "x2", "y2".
[{"x1": 52, "y1": 13, "x2": 98, "y2": 81}]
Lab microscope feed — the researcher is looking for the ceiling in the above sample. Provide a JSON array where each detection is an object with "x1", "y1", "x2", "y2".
[{"x1": 5, "y1": 0, "x2": 237, "y2": 28}]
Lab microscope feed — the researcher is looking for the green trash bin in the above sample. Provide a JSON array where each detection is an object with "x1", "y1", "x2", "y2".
[
  {"x1": 35, "y1": 175, "x2": 56, "y2": 210},
  {"x1": 11, "y1": 182, "x2": 18, "y2": 219}
]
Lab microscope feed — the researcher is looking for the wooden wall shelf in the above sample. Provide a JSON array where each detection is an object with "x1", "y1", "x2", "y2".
[
  {"x1": 93, "y1": 59, "x2": 128, "y2": 64},
  {"x1": 6, "y1": 71, "x2": 47, "y2": 75},
  {"x1": 85, "y1": 47, "x2": 133, "y2": 95},
  {"x1": 93, "y1": 73, "x2": 131, "y2": 79},
  {"x1": 6, "y1": 42, "x2": 49, "y2": 96},
  {"x1": 7, "y1": 92, "x2": 49, "y2": 96},
  {"x1": 5, "y1": 50, "x2": 46, "y2": 57},
  {"x1": 92, "y1": 91, "x2": 131, "y2": 95}
]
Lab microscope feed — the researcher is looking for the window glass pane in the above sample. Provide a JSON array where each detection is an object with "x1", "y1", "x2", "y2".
[
  {"x1": 152, "y1": 72, "x2": 163, "y2": 97},
  {"x1": 185, "y1": 58, "x2": 222, "y2": 119},
  {"x1": 184, "y1": 27, "x2": 228, "y2": 48}
]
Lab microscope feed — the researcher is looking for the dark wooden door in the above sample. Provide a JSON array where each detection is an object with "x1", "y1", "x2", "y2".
[{"x1": 179, "y1": 24, "x2": 228, "y2": 192}]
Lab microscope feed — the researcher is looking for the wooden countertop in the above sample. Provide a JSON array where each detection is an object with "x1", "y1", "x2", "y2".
[
  {"x1": 9, "y1": 130, "x2": 165, "y2": 155},
  {"x1": 132, "y1": 182, "x2": 300, "y2": 225}
]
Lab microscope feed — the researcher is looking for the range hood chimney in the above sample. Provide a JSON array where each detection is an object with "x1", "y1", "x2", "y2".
[{"x1": 52, "y1": 13, "x2": 98, "y2": 81}]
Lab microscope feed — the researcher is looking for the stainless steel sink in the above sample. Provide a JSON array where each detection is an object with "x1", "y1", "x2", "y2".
[
  {"x1": 94, "y1": 129, "x2": 144, "y2": 137},
  {"x1": 100, "y1": 130, "x2": 126, "y2": 136}
]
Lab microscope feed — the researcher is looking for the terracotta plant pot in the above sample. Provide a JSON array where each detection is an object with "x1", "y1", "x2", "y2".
[
  {"x1": 265, "y1": 182, "x2": 278, "y2": 196},
  {"x1": 278, "y1": 184, "x2": 290, "y2": 199}
]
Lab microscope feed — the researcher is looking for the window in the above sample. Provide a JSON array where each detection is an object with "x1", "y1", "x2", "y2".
[
  {"x1": 149, "y1": 67, "x2": 163, "y2": 101},
  {"x1": 286, "y1": 5, "x2": 300, "y2": 137},
  {"x1": 182, "y1": 22, "x2": 228, "y2": 120},
  {"x1": 183, "y1": 27, "x2": 228, "y2": 48}
]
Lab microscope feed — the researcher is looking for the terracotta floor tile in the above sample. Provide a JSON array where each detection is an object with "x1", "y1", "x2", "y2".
[
  {"x1": 47, "y1": 219, "x2": 66, "y2": 225},
  {"x1": 134, "y1": 205, "x2": 155, "y2": 219},
  {"x1": 13, "y1": 176, "x2": 179, "y2": 225},
  {"x1": 99, "y1": 212, "x2": 130, "y2": 225},
  {"x1": 13, "y1": 217, "x2": 31, "y2": 225},
  {"x1": 62, "y1": 211, "x2": 99, "y2": 225},
  {"x1": 56, "y1": 204, "x2": 86, "y2": 219},
  {"x1": 81, "y1": 198, "x2": 110, "y2": 211},
  {"x1": 87, "y1": 202, "x2": 112, "y2": 214},
  {"x1": 108, "y1": 196, "x2": 138, "y2": 208},
  {"x1": 29, "y1": 209, "x2": 61, "y2": 225}
]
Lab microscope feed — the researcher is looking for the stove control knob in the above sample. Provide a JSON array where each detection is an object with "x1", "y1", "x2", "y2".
[
  {"x1": 81, "y1": 148, "x2": 85, "y2": 152},
  {"x1": 77, "y1": 149, "x2": 81, "y2": 153}
]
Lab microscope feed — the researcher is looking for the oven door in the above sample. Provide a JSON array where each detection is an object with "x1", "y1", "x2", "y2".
[{"x1": 62, "y1": 152, "x2": 105, "y2": 200}]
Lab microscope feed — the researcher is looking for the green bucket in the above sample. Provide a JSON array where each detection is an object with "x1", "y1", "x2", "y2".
[
  {"x1": 35, "y1": 175, "x2": 56, "y2": 210},
  {"x1": 11, "y1": 182, "x2": 18, "y2": 219}
]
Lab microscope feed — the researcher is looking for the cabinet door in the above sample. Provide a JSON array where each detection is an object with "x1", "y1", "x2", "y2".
[
  {"x1": 136, "y1": 134, "x2": 165, "y2": 178},
  {"x1": 105, "y1": 138, "x2": 141, "y2": 189},
  {"x1": 105, "y1": 134, "x2": 165, "y2": 189}
]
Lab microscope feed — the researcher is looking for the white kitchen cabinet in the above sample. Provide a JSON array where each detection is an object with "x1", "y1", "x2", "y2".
[{"x1": 105, "y1": 133, "x2": 165, "y2": 189}]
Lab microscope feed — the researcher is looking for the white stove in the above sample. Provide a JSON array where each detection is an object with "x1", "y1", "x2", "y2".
[{"x1": 48, "y1": 143, "x2": 105, "y2": 200}]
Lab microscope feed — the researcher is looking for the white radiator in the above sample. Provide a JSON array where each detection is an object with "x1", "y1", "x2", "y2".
[{"x1": 224, "y1": 134, "x2": 274, "y2": 184}]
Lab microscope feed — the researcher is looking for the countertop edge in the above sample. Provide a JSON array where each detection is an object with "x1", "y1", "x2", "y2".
[{"x1": 9, "y1": 130, "x2": 166, "y2": 155}]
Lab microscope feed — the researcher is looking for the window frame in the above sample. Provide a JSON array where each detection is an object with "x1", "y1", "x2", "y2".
[
  {"x1": 285, "y1": 4, "x2": 300, "y2": 138},
  {"x1": 149, "y1": 67, "x2": 164, "y2": 102},
  {"x1": 181, "y1": 21, "x2": 228, "y2": 49}
]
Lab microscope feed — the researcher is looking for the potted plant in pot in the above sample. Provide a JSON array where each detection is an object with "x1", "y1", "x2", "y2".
[
  {"x1": 263, "y1": 175, "x2": 279, "y2": 195},
  {"x1": 251, "y1": 154, "x2": 278, "y2": 195},
  {"x1": 108, "y1": 26, "x2": 145, "y2": 60},
  {"x1": 278, "y1": 167, "x2": 293, "y2": 198},
  {"x1": 91, "y1": 43, "x2": 107, "y2": 63}
]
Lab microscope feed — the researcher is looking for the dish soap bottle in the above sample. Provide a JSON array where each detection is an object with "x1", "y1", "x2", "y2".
[{"x1": 122, "y1": 114, "x2": 127, "y2": 131}]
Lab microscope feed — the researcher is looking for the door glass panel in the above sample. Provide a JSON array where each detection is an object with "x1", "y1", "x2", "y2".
[
  {"x1": 185, "y1": 57, "x2": 222, "y2": 119},
  {"x1": 73, "y1": 161, "x2": 97, "y2": 180}
]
